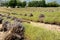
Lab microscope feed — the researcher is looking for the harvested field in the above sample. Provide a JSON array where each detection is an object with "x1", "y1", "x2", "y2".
[{"x1": 0, "y1": 7, "x2": 60, "y2": 40}]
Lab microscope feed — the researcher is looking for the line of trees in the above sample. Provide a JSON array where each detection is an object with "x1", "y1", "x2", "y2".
[
  {"x1": 0, "y1": 0, "x2": 60, "y2": 8},
  {"x1": 9, "y1": 0, "x2": 26, "y2": 8},
  {"x1": 28, "y1": 0, "x2": 60, "y2": 7},
  {"x1": 28, "y1": 0, "x2": 46, "y2": 7},
  {"x1": 0, "y1": 0, "x2": 26, "y2": 8},
  {"x1": 46, "y1": 1, "x2": 60, "y2": 7}
]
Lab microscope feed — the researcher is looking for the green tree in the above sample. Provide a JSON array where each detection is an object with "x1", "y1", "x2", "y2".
[
  {"x1": 28, "y1": 0, "x2": 46, "y2": 7},
  {"x1": 42, "y1": 0, "x2": 46, "y2": 7},
  {"x1": 21, "y1": 1, "x2": 26, "y2": 7},
  {"x1": 17, "y1": 1, "x2": 22, "y2": 8},
  {"x1": 9, "y1": 0, "x2": 17, "y2": 8},
  {"x1": 46, "y1": 1, "x2": 59, "y2": 7}
]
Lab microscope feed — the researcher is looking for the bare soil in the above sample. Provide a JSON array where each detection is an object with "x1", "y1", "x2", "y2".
[{"x1": 30, "y1": 22, "x2": 60, "y2": 31}]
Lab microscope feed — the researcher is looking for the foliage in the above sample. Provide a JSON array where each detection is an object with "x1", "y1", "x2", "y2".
[
  {"x1": 46, "y1": 1, "x2": 59, "y2": 7},
  {"x1": 17, "y1": 1, "x2": 22, "y2": 8},
  {"x1": 9, "y1": 0, "x2": 17, "y2": 8},
  {"x1": 0, "y1": 0, "x2": 60, "y2": 7},
  {"x1": 0, "y1": 2, "x2": 9, "y2": 7},
  {"x1": 21, "y1": 1, "x2": 26, "y2": 7},
  {"x1": 8, "y1": 0, "x2": 26, "y2": 8},
  {"x1": 28, "y1": 0, "x2": 59, "y2": 7},
  {"x1": 28, "y1": 0, "x2": 46, "y2": 7}
]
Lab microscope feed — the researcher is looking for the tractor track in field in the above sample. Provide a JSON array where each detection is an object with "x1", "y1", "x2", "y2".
[
  {"x1": 30, "y1": 22, "x2": 60, "y2": 31},
  {"x1": 22, "y1": 19, "x2": 60, "y2": 32}
]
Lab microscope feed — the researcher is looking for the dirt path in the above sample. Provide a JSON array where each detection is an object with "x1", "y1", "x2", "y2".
[
  {"x1": 30, "y1": 22, "x2": 60, "y2": 31},
  {"x1": 22, "y1": 19, "x2": 60, "y2": 31},
  {"x1": 0, "y1": 24, "x2": 2, "y2": 28},
  {"x1": 21, "y1": 19, "x2": 60, "y2": 32}
]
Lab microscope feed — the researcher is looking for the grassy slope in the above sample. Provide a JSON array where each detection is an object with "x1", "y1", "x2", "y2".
[
  {"x1": 23, "y1": 22, "x2": 60, "y2": 40},
  {"x1": 13, "y1": 7, "x2": 60, "y2": 24},
  {"x1": 0, "y1": 7, "x2": 60, "y2": 24}
]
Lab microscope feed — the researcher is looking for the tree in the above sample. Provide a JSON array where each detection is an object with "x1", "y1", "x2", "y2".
[
  {"x1": 28, "y1": 0, "x2": 46, "y2": 7},
  {"x1": 9, "y1": 0, "x2": 17, "y2": 8},
  {"x1": 28, "y1": 1, "x2": 39, "y2": 7},
  {"x1": 9, "y1": 0, "x2": 26, "y2": 8},
  {"x1": 46, "y1": 1, "x2": 59, "y2": 7},
  {"x1": 17, "y1": 1, "x2": 22, "y2": 8},
  {"x1": 42, "y1": 0, "x2": 46, "y2": 7},
  {"x1": 21, "y1": 1, "x2": 26, "y2": 7},
  {"x1": 5, "y1": 2, "x2": 9, "y2": 7}
]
